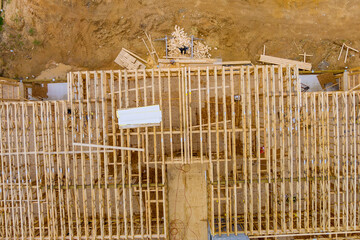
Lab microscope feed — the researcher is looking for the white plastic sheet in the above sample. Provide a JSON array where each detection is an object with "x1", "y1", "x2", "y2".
[{"x1": 116, "y1": 105, "x2": 162, "y2": 129}]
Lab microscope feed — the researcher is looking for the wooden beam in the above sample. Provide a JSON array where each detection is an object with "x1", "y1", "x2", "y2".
[
  {"x1": 158, "y1": 58, "x2": 217, "y2": 64},
  {"x1": 73, "y1": 142, "x2": 144, "y2": 151},
  {"x1": 214, "y1": 60, "x2": 252, "y2": 65},
  {"x1": 259, "y1": 54, "x2": 312, "y2": 70}
]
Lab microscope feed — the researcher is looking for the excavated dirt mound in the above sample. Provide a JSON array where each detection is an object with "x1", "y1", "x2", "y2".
[{"x1": 0, "y1": 0, "x2": 360, "y2": 78}]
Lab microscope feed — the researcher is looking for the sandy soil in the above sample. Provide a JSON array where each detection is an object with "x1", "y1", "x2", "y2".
[{"x1": 0, "y1": 0, "x2": 359, "y2": 78}]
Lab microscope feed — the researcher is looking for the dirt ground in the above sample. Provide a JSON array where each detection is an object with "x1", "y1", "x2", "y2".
[{"x1": 0, "y1": 0, "x2": 360, "y2": 79}]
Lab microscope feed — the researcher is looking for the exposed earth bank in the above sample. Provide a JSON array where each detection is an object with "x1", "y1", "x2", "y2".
[{"x1": 0, "y1": 0, "x2": 359, "y2": 78}]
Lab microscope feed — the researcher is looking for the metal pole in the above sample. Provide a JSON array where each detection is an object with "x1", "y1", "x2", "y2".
[
  {"x1": 191, "y1": 35, "x2": 194, "y2": 58},
  {"x1": 165, "y1": 35, "x2": 168, "y2": 59}
]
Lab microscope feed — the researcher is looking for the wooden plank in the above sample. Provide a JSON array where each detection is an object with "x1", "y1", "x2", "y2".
[
  {"x1": 214, "y1": 60, "x2": 252, "y2": 65},
  {"x1": 207, "y1": 66, "x2": 215, "y2": 235},
  {"x1": 122, "y1": 48, "x2": 147, "y2": 63},
  {"x1": 158, "y1": 58, "x2": 217, "y2": 64},
  {"x1": 230, "y1": 66, "x2": 237, "y2": 235},
  {"x1": 259, "y1": 55, "x2": 312, "y2": 70},
  {"x1": 222, "y1": 67, "x2": 230, "y2": 235},
  {"x1": 72, "y1": 142, "x2": 144, "y2": 151}
]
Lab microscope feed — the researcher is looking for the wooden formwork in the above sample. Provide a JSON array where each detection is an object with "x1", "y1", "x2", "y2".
[
  {"x1": 0, "y1": 101, "x2": 166, "y2": 239},
  {"x1": 0, "y1": 78, "x2": 22, "y2": 101},
  {"x1": 208, "y1": 80, "x2": 360, "y2": 237},
  {"x1": 1, "y1": 65, "x2": 360, "y2": 239},
  {"x1": 68, "y1": 66, "x2": 295, "y2": 165},
  {"x1": 68, "y1": 66, "x2": 360, "y2": 238}
]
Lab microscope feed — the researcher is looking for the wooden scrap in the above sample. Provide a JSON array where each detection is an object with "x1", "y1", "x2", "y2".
[
  {"x1": 338, "y1": 43, "x2": 359, "y2": 63},
  {"x1": 299, "y1": 52, "x2": 313, "y2": 62},
  {"x1": 142, "y1": 38, "x2": 156, "y2": 64},
  {"x1": 259, "y1": 54, "x2": 312, "y2": 70},
  {"x1": 145, "y1": 32, "x2": 159, "y2": 60}
]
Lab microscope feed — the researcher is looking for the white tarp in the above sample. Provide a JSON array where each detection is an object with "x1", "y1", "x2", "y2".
[{"x1": 116, "y1": 105, "x2": 162, "y2": 129}]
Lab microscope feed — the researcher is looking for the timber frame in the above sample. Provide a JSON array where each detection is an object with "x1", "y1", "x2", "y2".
[
  {"x1": 0, "y1": 78, "x2": 23, "y2": 101},
  {"x1": 0, "y1": 65, "x2": 360, "y2": 239}
]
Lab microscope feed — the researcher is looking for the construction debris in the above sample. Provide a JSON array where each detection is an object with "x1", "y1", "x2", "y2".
[
  {"x1": 142, "y1": 32, "x2": 159, "y2": 64},
  {"x1": 338, "y1": 43, "x2": 359, "y2": 63},
  {"x1": 299, "y1": 52, "x2": 313, "y2": 62},
  {"x1": 259, "y1": 54, "x2": 312, "y2": 70},
  {"x1": 114, "y1": 48, "x2": 146, "y2": 70}
]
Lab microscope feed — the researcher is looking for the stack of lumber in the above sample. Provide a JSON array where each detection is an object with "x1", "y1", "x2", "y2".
[{"x1": 168, "y1": 25, "x2": 211, "y2": 58}]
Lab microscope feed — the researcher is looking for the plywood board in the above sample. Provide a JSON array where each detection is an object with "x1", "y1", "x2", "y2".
[
  {"x1": 158, "y1": 58, "x2": 217, "y2": 64},
  {"x1": 167, "y1": 163, "x2": 208, "y2": 240},
  {"x1": 114, "y1": 48, "x2": 146, "y2": 70},
  {"x1": 31, "y1": 82, "x2": 48, "y2": 99},
  {"x1": 317, "y1": 73, "x2": 337, "y2": 89}
]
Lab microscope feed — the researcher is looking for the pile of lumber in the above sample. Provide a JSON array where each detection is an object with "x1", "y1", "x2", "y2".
[
  {"x1": 168, "y1": 25, "x2": 191, "y2": 57},
  {"x1": 193, "y1": 41, "x2": 211, "y2": 59},
  {"x1": 168, "y1": 25, "x2": 211, "y2": 58}
]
